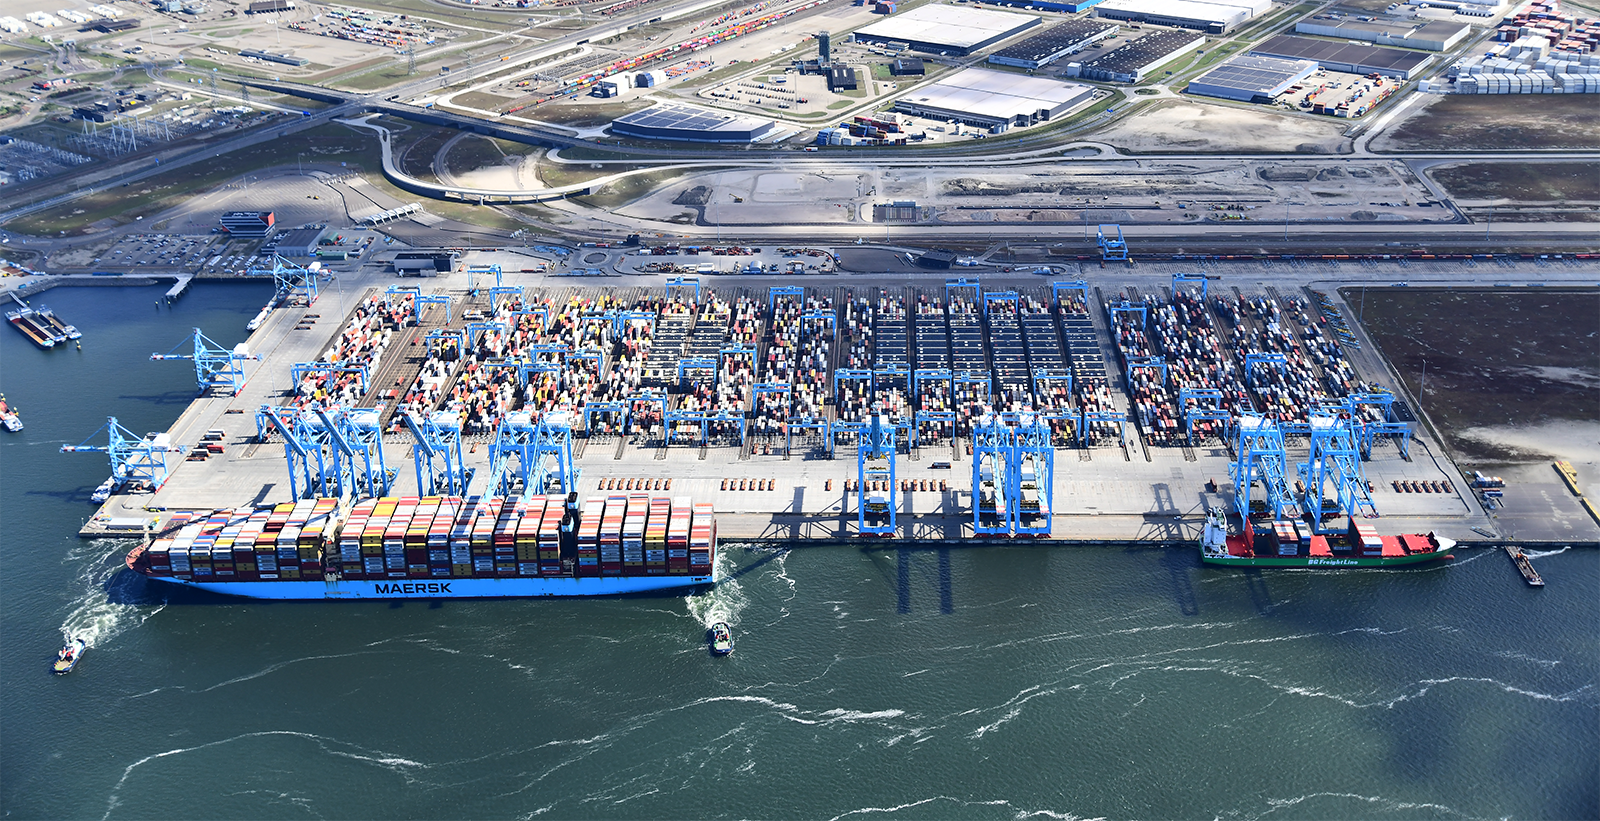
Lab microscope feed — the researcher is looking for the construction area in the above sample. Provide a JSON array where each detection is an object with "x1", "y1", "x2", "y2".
[{"x1": 74, "y1": 260, "x2": 1484, "y2": 546}]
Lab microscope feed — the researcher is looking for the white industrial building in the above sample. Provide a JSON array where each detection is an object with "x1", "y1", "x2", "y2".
[
  {"x1": 1452, "y1": 38, "x2": 1600, "y2": 92},
  {"x1": 893, "y1": 67, "x2": 1097, "y2": 130},
  {"x1": 852, "y1": 5, "x2": 1042, "y2": 56},
  {"x1": 0, "y1": 16, "x2": 28, "y2": 33},
  {"x1": 1188, "y1": 55, "x2": 1319, "y2": 101},
  {"x1": 1294, "y1": 17, "x2": 1470, "y2": 51},
  {"x1": 1093, "y1": 0, "x2": 1269, "y2": 34},
  {"x1": 25, "y1": 10, "x2": 63, "y2": 27}
]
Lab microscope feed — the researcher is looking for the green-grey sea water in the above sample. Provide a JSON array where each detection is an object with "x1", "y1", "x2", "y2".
[{"x1": 1, "y1": 284, "x2": 1595, "y2": 820}]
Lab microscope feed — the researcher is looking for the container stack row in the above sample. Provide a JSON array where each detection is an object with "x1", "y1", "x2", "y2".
[{"x1": 142, "y1": 499, "x2": 339, "y2": 580}]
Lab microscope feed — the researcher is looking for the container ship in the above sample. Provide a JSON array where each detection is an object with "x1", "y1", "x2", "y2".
[
  {"x1": 125, "y1": 493, "x2": 719, "y2": 599},
  {"x1": 1198, "y1": 506, "x2": 1454, "y2": 567}
]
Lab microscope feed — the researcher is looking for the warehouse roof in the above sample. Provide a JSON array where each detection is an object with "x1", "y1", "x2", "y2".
[
  {"x1": 1191, "y1": 55, "x2": 1318, "y2": 94},
  {"x1": 988, "y1": 19, "x2": 1119, "y2": 63},
  {"x1": 854, "y1": 4, "x2": 1039, "y2": 50},
  {"x1": 897, "y1": 67, "x2": 1095, "y2": 119},
  {"x1": 1251, "y1": 34, "x2": 1432, "y2": 72}
]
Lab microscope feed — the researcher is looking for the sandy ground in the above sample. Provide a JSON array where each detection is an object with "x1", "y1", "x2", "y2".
[
  {"x1": 1097, "y1": 100, "x2": 1352, "y2": 154},
  {"x1": 598, "y1": 159, "x2": 1446, "y2": 229}
]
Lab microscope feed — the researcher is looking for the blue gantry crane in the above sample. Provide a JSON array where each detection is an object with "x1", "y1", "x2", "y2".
[
  {"x1": 1231, "y1": 414, "x2": 1301, "y2": 523},
  {"x1": 1097, "y1": 224, "x2": 1128, "y2": 261},
  {"x1": 1299, "y1": 412, "x2": 1378, "y2": 533},
  {"x1": 404, "y1": 410, "x2": 469, "y2": 496},
  {"x1": 854, "y1": 412, "x2": 897, "y2": 536},
  {"x1": 1009, "y1": 412, "x2": 1054, "y2": 536},
  {"x1": 151, "y1": 327, "x2": 260, "y2": 395},
  {"x1": 972, "y1": 413, "x2": 1010, "y2": 536},
  {"x1": 61, "y1": 416, "x2": 177, "y2": 500},
  {"x1": 248, "y1": 254, "x2": 320, "y2": 305}
]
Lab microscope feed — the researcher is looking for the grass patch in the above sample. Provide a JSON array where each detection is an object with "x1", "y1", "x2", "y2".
[
  {"x1": 575, "y1": 167, "x2": 698, "y2": 209},
  {"x1": 444, "y1": 135, "x2": 529, "y2": 174},
  {"x1": 1431, "y1": 162, "x2": 1600, "y2": 201},
  {"x1": 524, "y1": 100, "x2": 652, "y2": 128},
  {"x1": 8, "y1": 124, "x2": 376, "y2": 237},
  {"x1": 827, "y1": 100, "x2": 855, "y2": 110}
]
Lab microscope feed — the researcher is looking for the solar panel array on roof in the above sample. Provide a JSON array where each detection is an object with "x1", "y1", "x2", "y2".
[
  {"x1": 1076, "y1": 29, "x2": 1206, "y2": 82},
  {"x1": 612, "y1": 104, "x2": 776, "y2": 143},
  {"x1": 1249, "y1": 34, "x2": 1433, "y2": 78},
  {"x1": 987, "y1": 19, "x2": 1120, "y2": 68},
  {"x1": 1188, "y1": 55, "x2": 1319, "y2": 101}
]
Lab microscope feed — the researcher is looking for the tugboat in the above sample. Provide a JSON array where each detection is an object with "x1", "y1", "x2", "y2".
[
  {"x1": 0, "y1": 394, "x2": 21, "y2": 432},
  {"x1": 708, "y1": 622, "x2": 733, "y2": 656},
  {"x1": 53, "y1": 638, "x2": 86, "y2": 674}
]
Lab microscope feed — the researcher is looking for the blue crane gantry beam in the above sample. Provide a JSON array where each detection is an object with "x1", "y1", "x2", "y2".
[
  {"x1": 290, "y1": 361, "x2": 370, "y2": 398},
  {"x1": 767, "y1": 285, "x2": 804, "y2": 316},
  {"x1": 151, "y1": 327, "x2": 261, "y2": 395},
  {"x1": 945, "y1": 278, "x2": 981, "y2": 305},
  {"x1": 1051, "y1": 280, "x2": 1090, "y2": 310},
  {"x1": 1171, "y1": 273, "x2": 1208, "y2": 301},
  {"x1": 257, "y1": 405, "x2": 339, "y2": 500},
  {"x1": 314, "y1": 405, "x2": 393, "y2": 499},
  {"x1": 1178, "y1": 386, "x2": 1230, "y2": 442},
  {"x1": 1345, "y1": 391, "x2": 1411, "y2": 460},
  {"x1": 486, "y1": 286, "x2": 521, "y2": 311},
  {"x1": 786, "y1": 416, "x2": 830, "y2": 457},
  {"x1": 60, "y1": 416, "x2": 175, "y2": 496},
  {"x1": 666, "y1": 276, "x2": 701, "y2": 303},
  {"x1": 1097, "y1": 224, "x2": 1128, "y2": 261},
  {"x1": 248, "y1": 254, "x2": 320, "y2": 305},
  {"x1": 466, "y1": 264, "x2": 502, "y2": 292}
]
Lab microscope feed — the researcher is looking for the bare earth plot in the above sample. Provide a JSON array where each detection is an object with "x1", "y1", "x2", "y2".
[
  {"x1": 1093, "y1": 100, "x2": 1351, "y2": 154},
  {"x1": 1373, "y1": 94, "x2": 1600, "y2": 151},
  {"x1": 1352, "y1": 287, "x2": 1600, "y2": 541},
  {"x1": 1430, "y1": 162, "x2": 1600, "y2": 202}
]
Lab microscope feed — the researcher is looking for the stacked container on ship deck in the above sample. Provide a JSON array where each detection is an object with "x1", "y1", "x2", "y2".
[
  {"x1": 622, "y1": 493, "x2": 647, "y2": 574},
  {"x1": 667, "y1": 497, "x2": 691, "y2": 574},
  {"x1": 538, "y1": 496, "x2": 563, "y2": 576},
  {"x1": 690, "y1": 502, "x2": 715, "y2": 575},
  {"x1": 1274, "y1": 521, "x2": 1298, "y2": 557},
  {"x1": 601, "y1": 495, "x2": 625, "y2": 575},
  {"x1": 576, "y1": 498, "x2": 603, "y2": 576},
  {"x1": 472, "y1": 497, "x2": 500, "y2": 577},
  {"x1": 449, "y1": 496, "x2": 476, "y2": 577},
  {"x1": 1352, "y1": 520, "x2": 1383, "y2": 556},
  {"x1": 493, "y1": 498, "x2": 518, "y2": 576},
  {"x1": 646, "y1": 496, "x2": 670, "y2": 574},
  {"x1": 516, "y1": 496, "x2": 547, "y2": 577}
]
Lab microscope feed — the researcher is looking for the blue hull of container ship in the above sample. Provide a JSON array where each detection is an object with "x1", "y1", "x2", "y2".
[{"x1": 144, "y1": 573, "x2": 717, "y2": 600}]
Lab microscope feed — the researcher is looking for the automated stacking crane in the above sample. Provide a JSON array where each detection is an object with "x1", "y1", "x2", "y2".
[
  {"x1": 151, "y1": 327, "x2": 260, "y2": 395},
  {"x1": 1097, "y1": 224, "x2": 1128, "y2": 261},
  {"x1": 61, "y1": 416, "x2": 177, "y2": 500}
]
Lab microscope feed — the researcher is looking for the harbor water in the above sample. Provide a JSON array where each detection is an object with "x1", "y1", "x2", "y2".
[{"x1": 1, "y1": 284, "x2": 1596, "y2": 820}]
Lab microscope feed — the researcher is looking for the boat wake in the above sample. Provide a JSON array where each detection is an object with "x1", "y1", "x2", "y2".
[
  {"x1": 686, "y1": 545, "x2": 746, "y2": 628},
  {"x1": 60, "y1": 539, "x2": 164, "y2": 648}
]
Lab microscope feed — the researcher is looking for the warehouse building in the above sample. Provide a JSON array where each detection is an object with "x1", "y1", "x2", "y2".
[
  {"x1": 892, "y1": 67, "x2": 1096, "y2": 130},
  {"x1": 611, "y1": 104, "x2": 776, "y2": 143},
  {"x1": 1294, "y1": 16, "x2": 1469, "y2": 51},
  {"x1": 1094, "y1": 0, "x2": 1269, "y2": 33},
  {"x1": 828, "y1": 64, "x2": 859, "y2": 91},
  {"x1": 393, "y1": 252, "x2": 457, "y2": 276},
  {"x1": 1072, "y1": 29, "x2": 1206, "y2": 82},
  {"x1": 1250, "y1": 34, "x2": 1434, "y2": 79},
  {"x1": 218, "y1": 211, "x2": 275, "y2": 238},
  {"x1": 1187, "y1": 54, "x2": 1319, "y2": 101},
  {"x1": 851, "y1": 4, "x2": 1041, "y2": 56},
  {"x1": 988, "y1": 20, "x2": 1121, "y2": 68},
  {"x1": 274, "y1": 227, "x2": 326, "y2": 258}
]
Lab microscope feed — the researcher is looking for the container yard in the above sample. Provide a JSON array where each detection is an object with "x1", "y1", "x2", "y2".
[{"x1": 82, "y1": 269, "x2": 1484, "y2": 546}]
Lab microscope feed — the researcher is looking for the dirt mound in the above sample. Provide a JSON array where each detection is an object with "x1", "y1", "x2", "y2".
[{"x1": 673, "y1": 186, "x2": 712, "y2": 206}]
